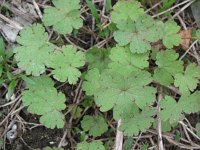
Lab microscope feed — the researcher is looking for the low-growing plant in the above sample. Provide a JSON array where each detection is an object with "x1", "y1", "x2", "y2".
[{"x1": 3, "y1": 0, "x2": 200, "y2": 149}]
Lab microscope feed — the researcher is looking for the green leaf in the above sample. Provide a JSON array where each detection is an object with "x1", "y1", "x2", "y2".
[
  {"x1": 123, "y1": 138, "x2": 134, "y2": 150},
  {"x1": 22, "y1": 76, "x2": 66, "y2": 128},
  {"x1": 160, "y1": 96, "x2": 184, "y2": 124},
  {"x1": 77, "y1": 141, "x2": 105, "y2": 150},
  {"x1": 20, "y1": 75, "x2": 36, "y2": 85},
  {"x1": 153, "y1": 120, "x2": 178, "y2": 132},
  {"x1": 111, "y1": 0, "x2": 144, "y2": 24},
  {"x1": 86, "y1": 0, "x2": 100, "y2": 22},
  {"x1": 153, "y1": 50, "x2": 184, "y2": 85},
  {"x1": 105, "y1": 0, "x2": 112, "y2": 13},
  {"x1": 114, "y1": 15, "x2": 160, "y2": 53},
  {"x1": 160, "y1": 92, "x2": 200, "y2": 125},
  {"x1": 0, "y1": 37, "x2": 5, "y2": 58},
  {"x1": 43, "y1": 147, "x2": 63, "y2": 150},
  {"x1": 160, "y1": 21, "x2": 181, "y2": 48},
  {"x1": 108, "y1": 46, "x2": 149, "y2": 75},
  {"x1": 94, "y1": 70, "x2": 156, "y2": 111},
  {"x1": 14, "y1": 24, "x2": 54, "y2": 76},
  {"x1": 195, "y1": 123, "x2": 200, "y2": 137},
  {"x1": 81, "y1": 115, "x2": 108, "y2": 137},
  {"x1": 86, "y1": 48, "x2": 110, "y2": 72},
  {"x1": 43, "y1": 0, "x2": 83, "y2": 34},
  {"x1": 120, "y1": 107, "x2": 155, "y2": 136},
  {"x1": 82, "y1": 68, "x2": 100, "y2": 96},
  {"x1": 0, "y1": 137, "x2": 3, "y2": 148},
  {"x1": 196, "y1": 29, "x2": 200, "y2": 38},
  {"x1": 179, "y1": 91, "x2": 200, "y2": 114},
  {"x1": 0, "y1": 64, "x2": 2, "y2": 77},
  {"x1": 174, "y1": 63, "x2": 200, "y2": 94},
  {"x1": 46, "y1": 45, "x2": 85, "y2": 84},
  {"x1": 113, "y1": 101, "x2": 139, "y2": 120},
  {"x1": 7, "y1": 80, "x2": 17, "y2": 99}
]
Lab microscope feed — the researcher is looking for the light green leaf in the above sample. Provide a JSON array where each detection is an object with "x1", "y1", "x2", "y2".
[
  {"x1": 14, "y1": 24, "x2": 54, "y2": 76},
  {"x1": 111, "y1": 0, "x2": 144, "y2": 24},
  {"x1": 81, "y1": 115, "x2": 108, "y2": 137},
  {"x1": 46, "y1": 45, "x2": 85, "y2": 84},
  {"x1": 174, "y1": 63, "x2": 200, "y2": 94},
  {"x1": 77, "y1": 141, "x2": 105, "y2": 150},
  {"x1": 86, "y1": 48, "x2": 110, "y2": 72},
  {"x1": 161, "y1": 92, "x2": 200, "y2": 125},
  {"x1": 120, "y1": 107, "x2": 155, "y2": 136},
  {"x1": 113, "y1": 101, "x2": 139, "y2": 120},
  {"x1": 82, "y1": 68, "x2": 100, "y2": 96},
  {"x1": 153, "y1": 50, "x2": 184, "y2": 85},
  {"x1": 94, "y1": 70, "x2": 156, "y2": 111},
  {"x1": 195, "y1": 123, "x2": 200, "y2": 137},
  {"x1": 0, "y1": 64, "x2": 2, "y2": 77},
  {"x1": 114, "y1": 15, "x2": 160, "y2": 53},
  {"x1": 179, "y1": 91, "x2": 200, "y2": 114},
  {"x1": 43, "y1": 0, "x2": 83, "y2": 34},
  {"x1": 43, "y1": 147, "x2": 63, "y2": 150},
  {"x1": 86, "y1": 0, "x2": 100, "y2": 22},
  {"x1": 161, "y1": 21, "x2": 181, "y2": 48},
  {"x1": 0, "y1": 37, "x2": 5, "y2": 58},
  {"x1": 7, "y1": 80, "x2": 17, "y2": 99},
  {"x1": 109, "y1": 46, "x2": 149, "y2": 75},
  {"x1": 160, "y1": 96, "x2": 183, "y2": 124},
  {"x1": 22, "y1": 76, "x2": 66, "y2": 128},
  {"x1": 196, "y1": 29, "x2": 200, "y2": 38}
]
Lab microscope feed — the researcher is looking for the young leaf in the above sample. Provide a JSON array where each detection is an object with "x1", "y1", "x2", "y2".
[
  {"x1": 108, "y1": 46, "x2": 149, "y2": 75},
  {"x1": 14, "y1": 24, "x2": 54, "y2": 76},
  {"x1": 81, "y1": 115, "x2": 108, "y2": 137},
  {"x1": 153, "y1": 50, "x2": 184, "y2": 85},
  {"x1": 77, "y1": 141, "x2": 105, "y2": 150},
  {"x1": 22, "y1": 76, "x2": 66, "y2": 129},
  {"x1": 111, "y1": 0, "x2": 144, "y2": 24},
  {"x1": 120, "y1": 107, "x2": 155, "y2": 136},
  {"x1": 43, "y1": 0, "x2": 83, "y2": 34},
  {"x1": 94, "y1": 70, "x2": 156, "y2": 111},
  {"x1": 114, "y1": 15, "x2": 160, "y2": 53},
  {"x1": 46, "y1": 45, "x2": 85, "y2": 84},
  {"x1": 174, "y1": 63, "x2": 200, "y2": 94},
  {"x1": 82, "y1": 68, "x2": 100, "y2": 96}
]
